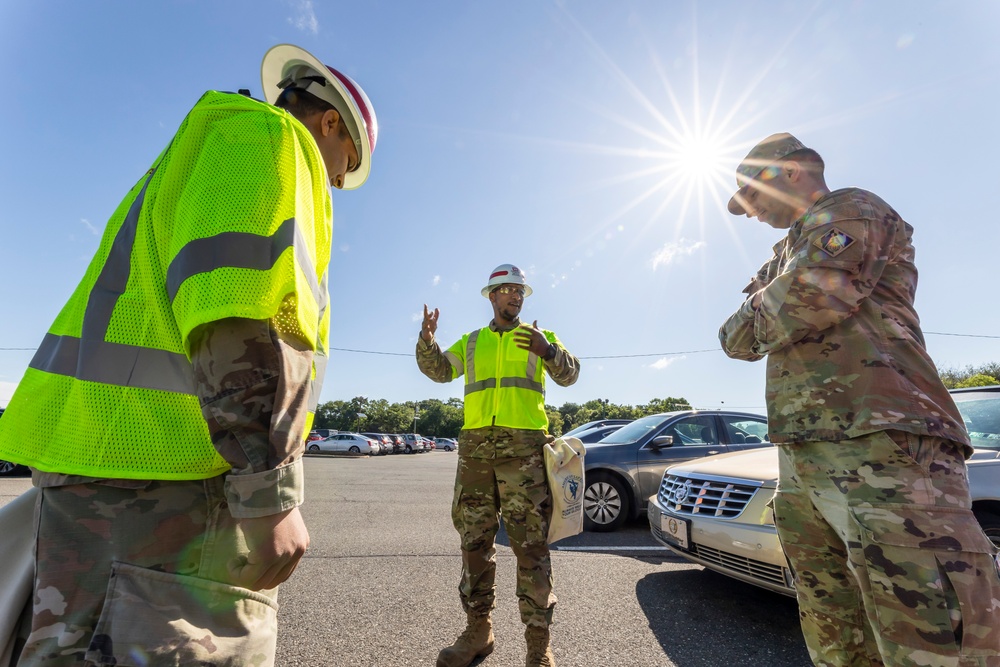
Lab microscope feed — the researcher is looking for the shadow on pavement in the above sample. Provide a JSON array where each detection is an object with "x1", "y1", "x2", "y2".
[{"x1": 635, "y1": 567, "x2": 810, "y2": 667}]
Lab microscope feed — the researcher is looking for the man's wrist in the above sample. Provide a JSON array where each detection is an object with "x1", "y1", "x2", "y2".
[{"x1": 543, "y1": 343, "x2": 557, "y2": 361}]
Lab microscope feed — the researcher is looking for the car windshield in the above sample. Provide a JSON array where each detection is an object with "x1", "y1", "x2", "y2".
[
  {"x1": 954, "y1": 393, "x2": 1000, "y2": 450},
  {"x1": 597, "y1": 414, "x2": 666, "y2": 444}
]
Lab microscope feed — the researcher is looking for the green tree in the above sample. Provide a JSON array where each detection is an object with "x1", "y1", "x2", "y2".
[
  {"x1": 954, "y1": 373, "x2": 999, "y2": 388},
  {"x1": 941, "y1": 363, "x2": 1000, "y2": 389}
]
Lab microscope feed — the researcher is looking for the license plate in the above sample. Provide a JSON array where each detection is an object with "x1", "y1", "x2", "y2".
[{"x1": 659, "y1": 513, "x2": 689, "y2": 549}]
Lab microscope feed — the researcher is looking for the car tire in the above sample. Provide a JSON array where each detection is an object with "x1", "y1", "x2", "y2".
[
  {"x1": 0, "y1": 460, "x2": 26, "y2": 477},
  {"x1": 974, "y1": 510, "x2": 1000, "y2": 549},
  {"x1": 405, "y1": 445, "x2": 413, "y2": 454},
  {"x1": 308, "y1": 444, "x2": 320, "y2": 452},
  {"x1": 583, "y1": 472, "x2": 630, "y2": 532},
  {"x1": 349, "y1": 446, "x2": 361, "y2": 454}
]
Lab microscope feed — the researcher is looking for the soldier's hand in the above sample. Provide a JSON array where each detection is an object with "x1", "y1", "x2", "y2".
[
  {"x1": 514, "y1": 320, "x2": 552, "y2": 357},
  {"x1": 421, "y1": 304, "x2": 440, "y2": 342},
  {"x1": 230, "y1": 506, "x2": 310, "y2": 591}
]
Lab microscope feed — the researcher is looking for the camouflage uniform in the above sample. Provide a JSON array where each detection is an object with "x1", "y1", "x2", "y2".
[
  {"x1": 416, "y1": 322, "x2": 580, "y2": 628},
  {"x1": 720, "y1": 187, "x2": 1000, "y2": 666},
  {"x1": 17, "y1": 318, "x2": 311, "y2": 666}
]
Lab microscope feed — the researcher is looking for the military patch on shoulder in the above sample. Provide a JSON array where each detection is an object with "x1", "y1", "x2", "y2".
[{"x1": 814, "y1": 227, "x2": 855, "y2": 257}]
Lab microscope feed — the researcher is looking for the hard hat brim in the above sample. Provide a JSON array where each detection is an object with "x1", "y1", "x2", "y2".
[{"x1": 261, "y1": 44, "x2": 372, "y2": 190}]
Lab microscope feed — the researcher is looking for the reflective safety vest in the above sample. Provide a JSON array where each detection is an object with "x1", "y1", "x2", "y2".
[
  {"x1": 0, "y1": 91, "x2": 332, "y2": 480},
  {"x1": 445, "y1": 326, "x2": 561, "y2": 431}
]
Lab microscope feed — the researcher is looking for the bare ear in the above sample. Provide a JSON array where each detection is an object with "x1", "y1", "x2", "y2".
[
  {"x1": 783, "y1": 160, "x2": 803, "y2": 182},
  {"x1": 320, "y1": 108, "x2": 342, "y2": 137}
]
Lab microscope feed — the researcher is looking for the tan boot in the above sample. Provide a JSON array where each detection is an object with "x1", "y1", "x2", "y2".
[
  {"x1": 436, "y1": 613, "x2": 495, "y2": 667},
  {"x1": 524, "y1": 626, "x2": 555, "y2": 667}
]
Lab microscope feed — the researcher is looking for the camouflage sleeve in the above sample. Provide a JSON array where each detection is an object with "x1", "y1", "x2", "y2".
[
  {"x1": 719, "y1": 299, "x2": 764, "y2": 361},
  {"x1": 754, "y1": 215, "x2": 889, "y2": 356},
  {"x1": 189, "y1": 317, "x2": 313, "y2": 518},
  {"x1": 543, "y1": 332, "x2": 581, "y2": 387},
  {"x1": 415, "y1": 335, "x2": 462, "y2": 383}
]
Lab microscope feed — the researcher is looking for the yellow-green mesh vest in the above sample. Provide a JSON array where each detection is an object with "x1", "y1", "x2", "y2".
[
  {"x1": 0, "y1": 91, "x2": 332, "y2": 480},
  {"x1": 445, "y1": 327, "x2": 559, "y2": 431}
]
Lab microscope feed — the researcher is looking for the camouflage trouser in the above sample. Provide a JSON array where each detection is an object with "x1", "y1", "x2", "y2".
[
  {"x1": 18, "y1": 476, "x2": 279, "y2": 666},
  {"x1": 452, "y1": 427, "x2": 556, "y2": 628},
  {"x1": 774, "y1": 431, "x2": 1000, "y2": 667}
]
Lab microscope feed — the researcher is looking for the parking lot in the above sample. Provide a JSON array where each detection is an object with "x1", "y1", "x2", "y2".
[{"x1": 1, "y1": 453, "x2": 810, "y2": 666}]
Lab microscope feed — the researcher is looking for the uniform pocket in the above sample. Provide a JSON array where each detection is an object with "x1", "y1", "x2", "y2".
[
  {"x1": 851, "y1": 504, "x2": 1000, "y2": 657},
  {"x1": 85, "y1": 561, "x2": 278, "y2": 667}
]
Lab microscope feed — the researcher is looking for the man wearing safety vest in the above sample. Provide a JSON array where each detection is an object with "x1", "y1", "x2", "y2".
[
  {"x1": 417, "y1": 264, "x2": 581, "y2": 667},
  {"x1": 0, "y1": 45, "x2": 377, "y2": 666}
]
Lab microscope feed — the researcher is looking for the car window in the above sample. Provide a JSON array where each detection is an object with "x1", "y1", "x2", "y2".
[
  {"x1": 722, "y1": 416, "x2": 769, "y2": 444},
  {"x1": 664, "y1": 416, "x2": 717, "y2": 446},
  {"x1": 955, "y1": 394, "x2": 1000, "y2": 450},
  {"x1": 601, "y1": 415, "x2": 667, "y2": 444}
]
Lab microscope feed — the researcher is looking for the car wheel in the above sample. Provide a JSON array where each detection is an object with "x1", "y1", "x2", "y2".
[
  {"x1": 405, "y1": 445, "x2": 413, "y2": 454},
  {"x1": 583, "y1": 473, "x2": 630, "y2": 532},
  {"x1": 349, "y1": 446, "x2": 361, "y2": 454},
  {"x1": 974, "y1": 510, "x2": 1000, "y2": 549},
  {"x1": 308, "y1": 444, "x2": 320, "y2": 452}
]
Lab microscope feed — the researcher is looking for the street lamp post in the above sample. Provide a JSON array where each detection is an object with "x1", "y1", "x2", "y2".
[
  {"x1": 413, "y1": 407, "x2": 419, "y2": 434},
  {"x1": 355, "y1": 412, "x2": 366, "y2": 433}
]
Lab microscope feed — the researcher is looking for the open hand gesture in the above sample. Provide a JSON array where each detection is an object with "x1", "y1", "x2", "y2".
[{"x1": 421, "y1": 304, "x2": 440, "y2": 342}]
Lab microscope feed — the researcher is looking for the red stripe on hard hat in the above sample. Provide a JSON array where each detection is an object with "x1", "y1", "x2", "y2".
[
  {"x1": 490, "y1": 271, "x2": 509, "y2": 279},
  {"x1": 326, "y1": 65, "x2": 376, "y2": 152}
]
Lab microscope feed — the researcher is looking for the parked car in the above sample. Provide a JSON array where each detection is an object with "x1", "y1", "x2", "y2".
[
  {"x1": 309, "y1": 428, "x2": 338, "y2": 441},
  {"x1": 400, "y1": 433, "x2": 428, "y2": 454},
  {"x1": 582, "y1": 410, "x2": 771, "y2": 531},
  {"x1": 434, "y1": 437, "x2": 458, "y2": 452},
  {"x1": 386, "y1": 434, "x2": 405, "y2": 454},
  {"x1": 563, "y1": 419, "x2": 633, "y2": 439},
  {"x1": 0, "y1": 408, "x2": 29, "y2": 477},
  {"x1": 570, "y1": 423, "x2": 627, "y2": 444},
  {"x1": 362, "y1": 433, "x2": 394, "y2": 455},
  {"x1": 648, "y1": 386, "x2": 1000, "y2": 596},
  {"x1": 307, "y1": 432, "x2": 376, "y2": 455}
]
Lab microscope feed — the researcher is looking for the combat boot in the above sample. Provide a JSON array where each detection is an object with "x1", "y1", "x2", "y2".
[
  {"x1": 436, "y1": 613, "x2": 495, "y2": 667},
  {"x1": 524, "y1": 626, "x2": 555, "y2": 667}
]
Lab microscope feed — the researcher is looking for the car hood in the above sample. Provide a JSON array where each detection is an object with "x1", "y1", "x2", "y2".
[
  {"x1": 665, "y1": 445, "x2": 999, "y2": 485},
  {"x1": 665, "y1": 447, "x2": 780, "y2": 483}
]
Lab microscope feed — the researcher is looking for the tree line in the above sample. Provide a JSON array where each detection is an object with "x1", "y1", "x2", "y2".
[
  {"x1": 313, "y1": 396, "x2": 693, "y2": 438},
  {"x1": 313, "y1": 363, "x2": 998, "y2": 438}
]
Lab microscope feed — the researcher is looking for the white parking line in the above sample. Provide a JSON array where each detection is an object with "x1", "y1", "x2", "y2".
[{"x1": 553, "y1": 545, "x2": 672, "y2": 552}]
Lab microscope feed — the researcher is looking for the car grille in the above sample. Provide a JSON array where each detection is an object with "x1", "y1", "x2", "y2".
[
  {"x1": 692, "y1": 543, "x2": 790, "y2": 589},
  {"x1": 658, "y1": 474, "x2": 762, "y2": 518}
]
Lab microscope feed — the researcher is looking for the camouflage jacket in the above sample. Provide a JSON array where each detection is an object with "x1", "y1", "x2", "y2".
[
  {"x1": 416, "y1": 319, "x2": 580, "y2": 431},
  {"x1": 719, "y1": 188, "x2": 969, "y2": 449},
  {"x1": 36, "y1": 318, "x2": 310, "y2": 518}
]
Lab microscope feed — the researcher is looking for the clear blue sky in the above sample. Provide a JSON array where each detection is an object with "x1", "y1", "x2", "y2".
[{"x1": 2, "y1": 1, "x2": 998, "y2": 413}]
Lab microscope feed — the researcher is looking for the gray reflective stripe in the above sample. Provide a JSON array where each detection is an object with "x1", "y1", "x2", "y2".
[
  {"x1": 30, "y1": 172, "x2": 200, "y2": 395},
  {"x1": 443, "y1": 351, "x2": 463, "y2": 377},
  {"x1": 527, "y1": 351, "x2": 540, "y2": 382},
  {"x1": 465, "y1": 330, "x2": 480, "y2": 384},
  {"x1": 166, "y1": 217, "x2": 322, "y2": 308},
  {"x1": 33, "y1": 334, "x2": 195, "y2": 393},
  {"x1": 464, "y1": 379, "x2": 495, "y2": 395},
  {"x1": 500, "y1": 377, "x2": 545, "y2": 394}
]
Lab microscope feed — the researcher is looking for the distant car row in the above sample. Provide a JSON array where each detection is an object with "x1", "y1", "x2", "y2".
[{"x1": 306, "y1": 431, "x2": 459, "y2": 455}]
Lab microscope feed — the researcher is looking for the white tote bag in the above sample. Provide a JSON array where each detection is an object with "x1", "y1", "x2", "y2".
[
  {"x1": 0, "y1": 487, "x2": 37, "y2": 667},
  {"x1": 544, "y1": 437, "x2": 585, "y2": 544}
]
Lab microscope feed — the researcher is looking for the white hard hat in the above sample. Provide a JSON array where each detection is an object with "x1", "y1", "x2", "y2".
[
  {"x1": 481, "y1": 264, "x2": 532, "y2": 298},
  {"x1": 261, "y1": 44, "x2": 378, "y2": 190}
]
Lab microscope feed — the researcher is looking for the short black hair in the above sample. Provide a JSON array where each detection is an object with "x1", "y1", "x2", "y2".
[
  {"x1": 274, "y1": 87, "x2": 338, "y2": 120},
  {"x1": 784, "y1": 148, "x2": 825, "y2": 175}
]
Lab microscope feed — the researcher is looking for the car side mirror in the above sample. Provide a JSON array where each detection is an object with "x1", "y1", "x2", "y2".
[{"x1": 650, "y1": 435, "x2": 674, "y2": 449}]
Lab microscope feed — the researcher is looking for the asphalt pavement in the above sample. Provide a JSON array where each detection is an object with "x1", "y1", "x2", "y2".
[{"x1": 0, "y1": 453, "x2": 811, "y2": 666}]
